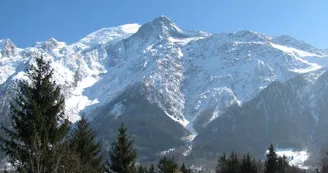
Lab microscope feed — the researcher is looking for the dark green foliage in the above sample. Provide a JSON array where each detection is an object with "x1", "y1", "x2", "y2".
[
  {"x1": 214, "y1": 145, "x2": 303, "y2": 173},
  {"x1": 216, "y1": 153, "x2": 228, "y2": 173},
  {"x1": 240, "y1": 154, "x2": 258, "y2": 173},
  {"x1": 157, "y1": 157, "x2": 179, "y2": 173},
  {"x1": 105, "y1": 123, "x2": 137, "y2": 173},
  {"x1": 0, "y1": 56, "x2": 70, "y2": 173},
  {"x1": 227, "y1": 152, "x2": 241, "y2": 173},
  {"x1": 56, "y1": 141, "x2": 95, "y2": 173},
  {"x1": 265, "y1": 144, "x2": 279, "y2": 173},
  {"x1": 264, "y1": 144, "x2": 291, "y2": 173},
  {"x1": 70, "y1": 116, "x2": 104, "y2": 172},
  {"x1": 277, "y1": 155, "x2": 289, "y2": 173},
  {"x1": 216, "y1": 152, "x2": 260, "y2": 173}
]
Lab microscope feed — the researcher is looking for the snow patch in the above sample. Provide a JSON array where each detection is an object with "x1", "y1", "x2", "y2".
[
  {"x1": 110, "y1": 102, "x2": 124, "y2": 116},
  {"x1": 271, "y1": 43, "x2": 322, "y2": 57},
  {"x1": 266, "y1": 149, "x2": 310, "y2": 169},
  {"x1": 158, "y1": 148, "x2": 176, "y2": 156}
]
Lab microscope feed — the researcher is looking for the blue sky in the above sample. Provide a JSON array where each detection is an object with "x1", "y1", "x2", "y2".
[{"x1": 1, "y1": 0, "x2": 327, "y2": 49}]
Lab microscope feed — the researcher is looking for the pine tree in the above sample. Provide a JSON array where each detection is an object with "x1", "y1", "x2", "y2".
[
  {"x1": 277, "y1": 155, "x2": 289, "y2": 173},
  {"x1": 0, "y1": 56, "x2": 70, "y2": 173},
  {"x1": 227, "y1": 152, "x2": 240, "y2": 173},
  {"x1": 57, "y1": 141, "x2": 94, "y2": 173},
  {"x1": 216, "y1": 153, "x2": 228, "y2": 173},
  {"x1": 105, "y1": 123, "x2": 137, "y2": 173},
  {"x1": 240, "y1": 154, "x2": 258, "y2": 173},
  {"x1": 70, "y1": 116, "x2": 104, "y2": 172},
  {"x1": 216, "y1": 152, "x2": 241, "y2": 173},
  {"x1": 157, "y1": 157, "x2": 179, "y2": 173},
  {"x1": 265, "y1": 144, "x2": 279, "y2": 173}
]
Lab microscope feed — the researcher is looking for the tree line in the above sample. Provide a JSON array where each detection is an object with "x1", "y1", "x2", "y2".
[{"x1": 0, "y1": 56, "x2": 326, "y2": 173}]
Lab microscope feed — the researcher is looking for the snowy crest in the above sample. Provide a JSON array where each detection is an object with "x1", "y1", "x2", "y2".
[{"x1": 0, "y1": 16, "x2": 327, "y2": 133}]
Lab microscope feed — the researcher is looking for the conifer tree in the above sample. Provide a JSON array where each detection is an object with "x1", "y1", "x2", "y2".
[
  {"x1": 265, "y1": 144, "x2": 279, "y2": 173},
  {"x1": 105, "y1": 123, "x2": 137, "y2": 173},
  {"x1": 240, "y1": 154, "x2": 258, "y2": 173},
  {"x1": 0, "y1": 56, "x2": 70, "y2": 173},
  {"x1": 216, "y1": 153, "x2": 228, "y2": 173},
  {"x1": 277, "y1": 155, "x2": 289, "y2": 173},
  {"x1": 70, "y1": 116, "x2": 104, "y2": 172},
  {"x1": 157, "y1": 157, "x2": 179, "y2": 173},
  {"x1": 227, "y1": 152, "x2": 241, "y2": 173},
  {"x1": 57, "y1": 141, "x2": 94, "y2": 173},
  {"x1": 216, "y1": 152, "x2": 241, "y2": 173}
]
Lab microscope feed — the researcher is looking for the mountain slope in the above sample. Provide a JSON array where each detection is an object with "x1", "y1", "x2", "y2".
[{"x1": 0, "y1": 16, "x2": 327, "y2": 161}]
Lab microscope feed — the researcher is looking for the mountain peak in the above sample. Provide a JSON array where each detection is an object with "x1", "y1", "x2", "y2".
[
  {"x1": 132, "y1": 16, "x2": 187, "y2": 40},
  {"x1": 0, "y1": 39, "x2": 18, "y2": 58},
  {"x1": 150, "y1": 16, "x2": 182, "y2": 34},
  {"x1": 271, "y1": 35, "x2": 318, "y2": 53},
  {"x1": 48, "y1": 37, "x2": 59, "y2": 44},
  {"x1": 0, "y1": 39, "x2": 16, "y2": 49},
  {"x1": 232, "y1": 30, "x2": 270, "y2": 42},
  {"x1": 152, "y1": 16, "x2": 174, "y2": 26},
  {"x1": 73, "y1": 23, "x2": 140, "y2": 50},
  {"x1": 33, "y1": 37, "x2": 66, "y2": 50}
]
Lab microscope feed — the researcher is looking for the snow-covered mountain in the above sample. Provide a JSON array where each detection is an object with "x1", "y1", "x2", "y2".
[{"x1": 1, "y1": 16, "x2": 328, "y2": 161}]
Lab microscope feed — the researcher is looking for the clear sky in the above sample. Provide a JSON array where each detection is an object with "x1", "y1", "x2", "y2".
[{"x1": 1, "y1": 0, "x2": 327, "y2": 49}]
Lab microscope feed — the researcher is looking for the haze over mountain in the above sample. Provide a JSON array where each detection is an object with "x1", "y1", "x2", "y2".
[{"x1": 1, "y1": 16, "x2": 328, "y2": 163}]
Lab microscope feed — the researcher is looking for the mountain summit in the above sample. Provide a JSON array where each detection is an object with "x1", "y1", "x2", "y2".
[{"x1": 0, "y1": 16, "x2": 327, "y2": 161}]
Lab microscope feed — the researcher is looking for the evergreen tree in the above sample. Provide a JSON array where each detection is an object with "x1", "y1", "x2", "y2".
[
  {"x1": 70, "y1": 116, "x2": 104, "y2": 172},
  {"x1": 216, "y1": 153, "x2": 228, "y2": 173},
  {"x1": 157, "y1": 157, "x2": 179, "y2": 173},
  {"x1": 265, "y1": 144, "x2": 279, "y2": 173},
  {"x1": 0, "y1": 56, "x2": 70, "y2": 173},
  {"x1": 57, "y1": 141, "x2": 94, "y2": 173},
  {"x1": 227, "y1": 152, "x2": 241, "y2": 173},
  {"x1": 277, "y1": 155, "x2": 289, "y2": 173},
  {"x1": 240, "y1": 154, "x2": 258, "y2": 173},
  {"x1": 216, "y1": 152, "x2": 240, "y2": 173},
  {"x1": 105, "y1": 123, "x2": 137, "y2": 173}
]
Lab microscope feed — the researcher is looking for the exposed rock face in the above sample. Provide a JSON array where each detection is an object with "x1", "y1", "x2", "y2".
[{"x1": 0, "y1": 16, "x2": 328, "y2": 161}]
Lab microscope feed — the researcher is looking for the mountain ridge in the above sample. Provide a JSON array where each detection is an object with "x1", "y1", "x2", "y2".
[{"x1": 1, "y1": 16, "x2": 328, "y2": 161}]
